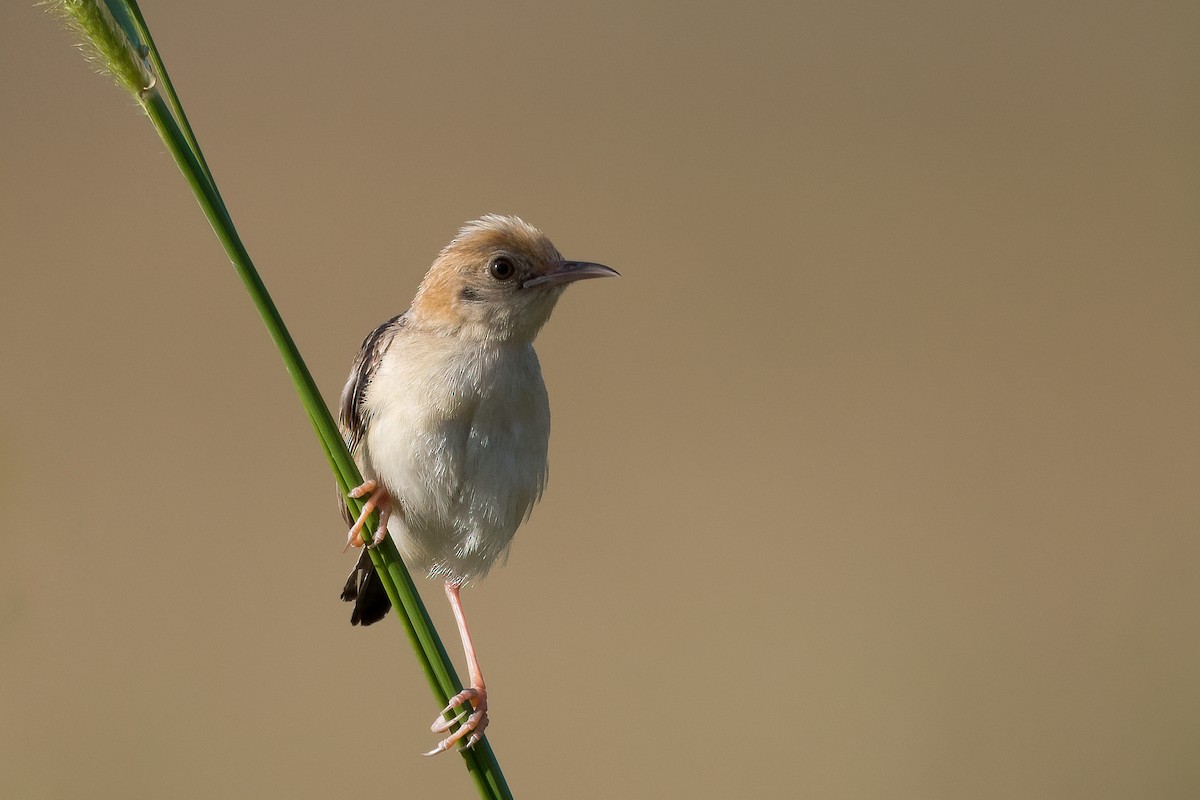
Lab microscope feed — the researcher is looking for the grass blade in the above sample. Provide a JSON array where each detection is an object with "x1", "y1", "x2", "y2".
[{"x1": 49, "y1": 2, "x2": 512, "y2": 796}]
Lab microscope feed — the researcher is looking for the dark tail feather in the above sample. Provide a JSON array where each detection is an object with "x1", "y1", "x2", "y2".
[{"x1": 340, "y1": 549, "x2": 391, "y2": 626}]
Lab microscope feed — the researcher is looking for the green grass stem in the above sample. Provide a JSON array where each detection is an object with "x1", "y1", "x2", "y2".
[{"x1": 51, "y1": 2, "x2": 511, "y2": 796}]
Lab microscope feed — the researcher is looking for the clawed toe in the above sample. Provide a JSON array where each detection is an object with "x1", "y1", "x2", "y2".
[
  {"x1": 423, "y1": 687, "x2": 488, "y2": 756},
  {"x1": 343, "y1": 480, "x2": 390, "y2": 551}
]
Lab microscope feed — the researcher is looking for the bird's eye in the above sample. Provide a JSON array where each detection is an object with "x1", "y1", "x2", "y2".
[{"x1": 489, "y1": 256, "x2": 516, "y2": 281}]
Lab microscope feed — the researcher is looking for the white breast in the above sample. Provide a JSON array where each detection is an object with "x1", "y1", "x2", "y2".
[{"x1": 361, "y1": 333, "x2": 550, "y2": 584}]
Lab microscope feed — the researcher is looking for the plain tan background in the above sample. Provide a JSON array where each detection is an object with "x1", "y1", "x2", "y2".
[{"x1": 2, "y1": 1, "x2": 1197, "y2": 798}]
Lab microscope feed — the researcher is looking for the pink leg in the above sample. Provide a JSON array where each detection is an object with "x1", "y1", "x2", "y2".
[
  {"x1": 343, "y1": 480, "x2": 391, "y2": 551},
  {"x1": 424, "y1": 582, "x2": 489, "y2": 756}
]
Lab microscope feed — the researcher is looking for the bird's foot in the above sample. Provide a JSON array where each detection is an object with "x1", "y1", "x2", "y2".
[
  {"x1": 423, "y1": 686, "x2": 488, "y2": 756},
  {"x1": 343, "y1": 480, "x2": 390, "y2": 551}
]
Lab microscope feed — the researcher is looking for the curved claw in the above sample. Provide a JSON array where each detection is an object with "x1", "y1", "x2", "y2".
[
  {"x1": 430, "y1": 706, "x2": 470, "y2": 733},
  {"x1": 423, "y1": 687, "x2": 488, "y2": 756}
]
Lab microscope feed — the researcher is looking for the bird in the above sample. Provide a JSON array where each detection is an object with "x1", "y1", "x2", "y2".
[{"x1": 336, "y1": 214, "x2": 617, "y2": 755}]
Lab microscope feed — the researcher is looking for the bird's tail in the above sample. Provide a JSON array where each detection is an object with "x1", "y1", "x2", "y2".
[{"x1": 340, "y1": 549, "x2": 391, "y2": 626}]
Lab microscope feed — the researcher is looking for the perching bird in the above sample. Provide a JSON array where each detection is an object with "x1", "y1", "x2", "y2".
[{"x1": 337, "y1": 214, "x2": 617, "y2": 755}]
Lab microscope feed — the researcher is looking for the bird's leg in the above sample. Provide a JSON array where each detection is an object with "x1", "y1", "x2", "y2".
[
  {"x1": 343, "y1": 479, "x2": 391, "y2": 551},
  {"x1": 424, "y1": 582, "x2": 489, "y2": 756}
]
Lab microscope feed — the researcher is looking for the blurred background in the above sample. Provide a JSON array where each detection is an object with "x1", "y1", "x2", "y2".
[{"x1": 2, "y1": 1, "x2": 1197, "y2": 797}]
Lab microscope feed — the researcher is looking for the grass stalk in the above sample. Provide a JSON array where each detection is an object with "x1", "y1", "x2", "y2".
[{"x1": 50, "y1": 2, "x2": 511, "y2": 796}]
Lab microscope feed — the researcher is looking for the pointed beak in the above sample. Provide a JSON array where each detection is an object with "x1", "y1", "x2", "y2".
[{"x1": 522, "y1": 260, "x2": 620, "y2": 289}]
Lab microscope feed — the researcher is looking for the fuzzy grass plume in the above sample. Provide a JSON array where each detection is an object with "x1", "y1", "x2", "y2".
[
  {"x1": 49, "y1": 2, "x2": 513, "y2": 798},
  {"x1": 48, "y1": 0, "x2": 153, "y2": 99}
]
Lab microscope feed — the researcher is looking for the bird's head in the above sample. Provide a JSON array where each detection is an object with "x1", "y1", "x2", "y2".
[{"x1": 409, "y1": 215, "x2": 618, "y2": 342}]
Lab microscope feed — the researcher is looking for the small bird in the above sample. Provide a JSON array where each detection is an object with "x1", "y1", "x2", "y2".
[{"x1": 337, "y1": 214, "x2": 617, "y2": 755}]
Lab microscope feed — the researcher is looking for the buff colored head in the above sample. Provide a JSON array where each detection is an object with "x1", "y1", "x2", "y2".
[{"x1": 410, "y1": 215, "x2": 618, "y2": 341}]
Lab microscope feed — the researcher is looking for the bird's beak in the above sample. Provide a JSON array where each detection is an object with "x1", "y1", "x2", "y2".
[{"x1": 522, "y1": 260, "x2": 620, "y2": 289}]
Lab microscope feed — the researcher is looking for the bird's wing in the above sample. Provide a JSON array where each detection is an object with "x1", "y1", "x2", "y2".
[
  {"x1": 337, "y1": 313, "x2": 405, "y2": 524},
  {"x1": 339, "y1": 312, "x2": 405, "y2": 452}
]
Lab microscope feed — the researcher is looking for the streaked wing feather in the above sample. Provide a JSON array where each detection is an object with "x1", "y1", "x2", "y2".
[
  {"x1": 336, "y1": 312, "x2": 405, "y2": 524},
  {"x1": 339, "y1": 313, "x2": 405, "y2": 451}
]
